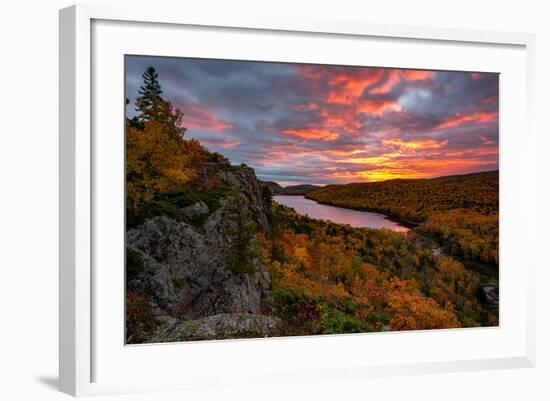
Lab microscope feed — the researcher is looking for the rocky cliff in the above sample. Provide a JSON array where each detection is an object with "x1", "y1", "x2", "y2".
[{"x1": 127, "y1": 163, "x2": 281, "y2": 342}]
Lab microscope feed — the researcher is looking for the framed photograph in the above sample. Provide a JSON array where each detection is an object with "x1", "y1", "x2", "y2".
[{"x1": 59, "y1": 4, "x2": 536, "y2": 396}]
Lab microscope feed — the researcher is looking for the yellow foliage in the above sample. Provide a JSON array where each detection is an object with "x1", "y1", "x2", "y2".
[
  {"x1": 294, "y1": 247, "x2": 310, "y2": 266},
  {"x1": 387, "y1": 278, "x2": 460, "y2": 330},
  {"x1": 262, "y1": 203, "x2": 492, "y2": 332},
  {"x1": 126, "y1": 120, "x2": 195, "y2": 208}
]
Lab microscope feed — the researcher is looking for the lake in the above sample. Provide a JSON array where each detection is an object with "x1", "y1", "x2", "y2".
[{"x1": 273, "y1": 195, "x2": 409, "y2": 232}]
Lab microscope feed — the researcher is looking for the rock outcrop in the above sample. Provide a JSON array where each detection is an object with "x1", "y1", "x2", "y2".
[
  {"x1": 151, "y1": 313, "x2": 282, "y2": 342},
  {"x1": 216, "y1": 164, "x2": 270, "y2": 231},
  {"x1": 180, "y1": 201, "x2": 209, "y2": 219},
  {"x1": 127, "y1": 164, "x2": 279, "y2": 340}
]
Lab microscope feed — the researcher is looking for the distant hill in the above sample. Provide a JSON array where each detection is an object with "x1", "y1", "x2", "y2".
[
  {"x1": 261, "y1": 182, "x2": 322, "y2": 195},
  {"x1": 261, "y1": 181, "x2": 284, "y2": 194},
  {"x1": 307, "y1": 170, "x2": 498, "y2": 223},
  {"x1": 280, "y1": 184, "x2": 322, "y2": 195}
]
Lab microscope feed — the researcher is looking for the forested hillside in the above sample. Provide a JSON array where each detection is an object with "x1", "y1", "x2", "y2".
[
  {"x1": 307, "y1": 172, "x2": 500, "y2": 275},
  {"x1": 307, "y1": 171, "x2": 498, "y2": 223},
  {"x1": 279, "y1": 184, "x2": 322, "y2": 195},
  {"x1": 258, "y1": 202, "x2": 497, "y2": 335}
]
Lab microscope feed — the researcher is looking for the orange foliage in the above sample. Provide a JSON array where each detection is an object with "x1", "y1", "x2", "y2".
[
  {"x1": 126, "y1": 120, "x2": 195, "y2": 208},
  {"x1": 261, "y1": 203, "x2": 488, "y2": 332},
  {"x1": 387, "y1": 279, "x2": 460, "y2": 330}
]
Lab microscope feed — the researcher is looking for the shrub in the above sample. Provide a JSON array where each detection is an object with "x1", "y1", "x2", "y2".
[
  {"x1": 320, "y1": 308, "x2": 375, "y2": 334},
  {"x1": 126, "y1": 187, "x2": 231, "y2": 228},
  {"x1": 126, "y1": 292, "x2": 159, "y2": 344}
]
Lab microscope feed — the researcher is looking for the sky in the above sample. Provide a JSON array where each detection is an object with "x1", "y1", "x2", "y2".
[{"x1": 125, "y1": 55, "x2": 499, "y2": 186}]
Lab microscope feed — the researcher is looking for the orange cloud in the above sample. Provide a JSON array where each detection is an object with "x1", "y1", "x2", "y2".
[
  {"x1": 382, "y1": 138, "x2": 448, "y2": 151},
  {"x1": 293, "y1": 65, "x2": 434, "y2": 121},
  {"x1": 369, "y1": 73, "x2": 401, "y2": 95},
  {"x1": 443, "y1": 147, "x2": 499, "y2": 159},
  {"x1": 357, "y1": 99, "x2": 402, "y2": 115},
  {"x1": 318, "y1": 108, "x2": 347, "y2": 126},
  {"x1": 437, "y1": 111, "x2": 497, "y2": 129},
  {"x1": 331, "y1": 154, "x2": 497, "y2": 182},
  {"x1": 295, "y1": 66, "x2": 386, "y2": 105},
  {"x1": 356, "y1": 168, "x2": 424, "y2": 181},
  {"x1": 402, "y1": 70, "x2": 433, "y2": 81},
  {"x1": 339, "y1": 154, "x2": 401, "y2": 166},
  {"x1": 327, "y1": 167, "x2": 423, "y2": 182},
  {"x1": 177, "y1": 103, "x2": 233, "y2": 131},
  {"x1": 370, "y1": 70, "x2": 434, "y2": 95},
  {"x1": 327, "y1": 142, "x2": 498, "y2": 182},
  {"x1": 283, "y1": 128, "x2": 339, "y2": 141},
  {"x1": 326, "y1": 69, "x2": 385, "y2": 103},
  {"x1": 325, "y1": 149, "x2": 366, "y2": 156}
]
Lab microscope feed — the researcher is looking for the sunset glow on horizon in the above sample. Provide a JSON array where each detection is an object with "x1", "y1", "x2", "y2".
[{"x1": 126, "y1": 56, "x2": 499, "y2": 186}]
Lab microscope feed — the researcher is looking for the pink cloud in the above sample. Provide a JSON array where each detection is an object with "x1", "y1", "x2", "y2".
[
  {"x1": 283, "y1": 128, "x2": 339, "y2": 141},
  {"x1": 357, "y1": 98, "x2": 402, "y2": 115},
  {"x1": 437, "y1": 111, "x2": 497, "y2": 129},
  {"x1": 177, "y1": 103, "x2": 233, "y2": 131},
  {"x1": 200, "y1": 139, "x2": 240, "y2": 148},
  {"x1": 370, "y1": 70, "x2": 434, "y2": 95}
]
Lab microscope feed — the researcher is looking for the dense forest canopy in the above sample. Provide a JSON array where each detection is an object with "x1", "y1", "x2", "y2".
[
  {"x1": 307, "y1": 171, "x2": 498, "y2": 223},
  {"x1": 258, "y1": 203, "x2": 496, "y2": 335},
  {"x1": 307, "y1": 171, "x2": 499, "y2": 269}
]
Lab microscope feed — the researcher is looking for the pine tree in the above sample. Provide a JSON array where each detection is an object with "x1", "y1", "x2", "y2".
[
  {"x1": 225, "y1": 194, "x2": 260, "y2": 274},
  {"x1": 135, "y1": 67, "x2": 163, "y2": 120},
  {"x1": 134, "y1": 66, "x2": 186, "y2": 138}
]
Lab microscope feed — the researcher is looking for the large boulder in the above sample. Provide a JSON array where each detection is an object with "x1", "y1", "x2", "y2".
[
  {"x1": 127, "y1": 212, "x2": 270, "y2": 319},
  {"x1": 152, "y1": 313, "x2": 282, "y2": 342}
]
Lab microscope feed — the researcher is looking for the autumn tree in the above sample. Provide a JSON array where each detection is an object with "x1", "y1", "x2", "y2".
[
  {"x1": 387, "y1": 278, "x2": 460, "y2": 330},
  {"x1": 126, "y1": 67, "x2": 196, "y2": 213},
  {"x1": 126, "y1": 120, "x2": 195, "y2": 210}
]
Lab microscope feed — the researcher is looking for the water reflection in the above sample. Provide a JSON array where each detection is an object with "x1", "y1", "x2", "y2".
[{"x1": 274, "y1": 195, "x2": 409, "y2": 233}]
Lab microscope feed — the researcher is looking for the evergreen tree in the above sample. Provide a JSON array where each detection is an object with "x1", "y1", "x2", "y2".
[
  {"x1": 134, "y1": 66, "x2": 186, "y2": 138},
  {"x1": 135, "y1": 67, "x2": 163, "y2": 119},
  {"x1": 225, "y1": 194, "x2": 260, "y2": 274}
]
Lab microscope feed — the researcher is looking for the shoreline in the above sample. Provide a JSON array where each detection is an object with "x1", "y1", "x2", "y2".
[
  {"x1": 274, "y1": 194, "x2": 415, "y2": 231},
  {"x1": 301, "y1": 194, "x2": 421, "y2": 229}
]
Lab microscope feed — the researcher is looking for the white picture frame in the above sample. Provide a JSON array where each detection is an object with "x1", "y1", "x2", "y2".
[{"x1": 59, "y1": 4, "x2": 536, "y2": 397}]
